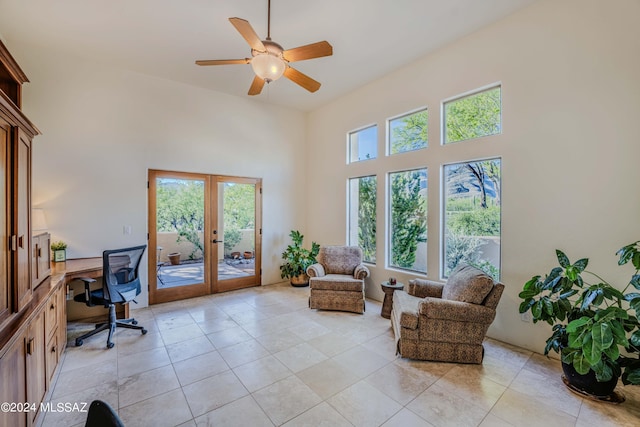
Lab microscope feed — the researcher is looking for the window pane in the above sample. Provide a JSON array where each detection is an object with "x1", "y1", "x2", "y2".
[
  {"x1": 443, "y1": 159, "x2": 501, "y2": 280},
  {"x1": 348, "y1": 176, "x2": 376, "y2": 263},
  {"x1": 389, "y1": 109, "x2": 428, "y2": 155},
  {"x1": 389, "y1": 169, "x2": 427, "y2": 273},
  {"x1": 348, "y1": 125, "x2": 377, "y2": 163},
  {"x1": 444, "y1": 86, "x2": 501, "y2": 144}
]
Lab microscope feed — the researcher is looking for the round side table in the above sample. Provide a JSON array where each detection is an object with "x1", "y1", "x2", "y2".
[{"x1": 381, "y1": 281, "x2": 404, "y2": 319}]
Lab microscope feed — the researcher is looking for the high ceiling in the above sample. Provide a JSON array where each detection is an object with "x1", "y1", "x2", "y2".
[{"x1": 0, "y1": 0, "x2": 538, "y2": 111}]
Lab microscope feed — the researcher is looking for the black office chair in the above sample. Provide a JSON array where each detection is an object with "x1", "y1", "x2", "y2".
[
  {"x1": 85, "y1": 400, "x2": 125, "y2": 427},
  {"x1": 74, "y1": 245, "x2": 148, "y2": 349}
]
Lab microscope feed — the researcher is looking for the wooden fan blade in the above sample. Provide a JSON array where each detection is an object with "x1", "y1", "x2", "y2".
[
  {"x1": 229, "y1": 17, "x2": 266, "y2": 52},
  {"x1": 248, "y1": 75, "x2": 265, "y2": 96},
  {"x1": 283, "y1": 67, "x2": 321, "y2": 93},
  {"x1": 283, "y1": 41, "x2": 333, "y2": 63},
  {"x1": 195, "y1": 59, "x2": 250, "y2": 66}
]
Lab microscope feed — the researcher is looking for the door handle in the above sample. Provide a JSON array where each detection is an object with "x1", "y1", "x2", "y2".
[{"x1": 212, "y1": 239, "x2": 224, "y2": 243}]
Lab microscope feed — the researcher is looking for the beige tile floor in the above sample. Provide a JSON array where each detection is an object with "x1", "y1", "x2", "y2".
[{"x1": 39, "y1": 283, "x2": 640, "y2": 427}]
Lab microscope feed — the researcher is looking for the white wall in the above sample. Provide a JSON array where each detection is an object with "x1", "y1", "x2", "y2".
[
  {"x1": 306, "y1": 0, "x2": 640, "y2": 353},
  {"x1": 9, "y1": 41, "x2": 307, "y2": 306}
]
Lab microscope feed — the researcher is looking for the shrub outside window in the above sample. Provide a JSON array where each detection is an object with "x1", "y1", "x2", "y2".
[
  {"x1": 389, "y1": 109, "x2": 428, "y2": 155},
  {"x1": 389, "y1": 169, "x2": 427, "y2": 273},
  {"x1": 444, "y1": 86, "x2": 501, "y2": 144},
  {"x1": 348, "y1": 125, "x2": 377, "y2": 163},
  {"x1": 348, "y1": 176, "x2": 377, "y2": 263},
  {"x1": 442, "y1": 159, "x2": 501, "y2": 280}
]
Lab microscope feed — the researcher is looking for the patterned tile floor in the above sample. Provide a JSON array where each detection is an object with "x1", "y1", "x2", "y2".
[{"x1": 40, "y1": 283, "x2": 640, "y2": 427}]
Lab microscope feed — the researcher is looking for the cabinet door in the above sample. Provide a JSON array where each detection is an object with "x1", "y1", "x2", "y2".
[
  {"x1": 0, "y1": 118, "x2": 10, "y2": 324},
  {"x1": 13, "y1": 128, "x2": 31, "y2": 312},
  {"x1": 0, "y1": 335, "x2": 28, "y2": 427},
  {"x1": 26, "y1": 309, "x2": 45, "y2": 426},
  {"x1": 32, "y1": 233, "x2": 51, "y2": 289}
]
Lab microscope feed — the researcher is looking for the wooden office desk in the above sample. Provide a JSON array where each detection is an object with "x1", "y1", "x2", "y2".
[{"x1": 52, "y1": 258, "x2": 130, "y2": 320}]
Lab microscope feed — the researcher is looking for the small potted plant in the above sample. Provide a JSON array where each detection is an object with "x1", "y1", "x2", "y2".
[
  {"x1": 167, "y1": 252, "x2": 181, "y2": 265},
  {"x1": 519, "y1": 240, "x2": 640, "y2": 400},
  {"x1": 51, "y1": 240, "x2": 67, "y2": 262},
  {"x1": 280, "y1": 230, "x2": 320, "y2": 287}
]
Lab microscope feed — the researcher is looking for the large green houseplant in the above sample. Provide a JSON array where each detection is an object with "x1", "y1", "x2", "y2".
[
  {"x1": 519, "y1": 240, "x2": 640, "y2": 397},
  {"x1": 280, "y1": 230, "x2": 320, "y2": 287}
]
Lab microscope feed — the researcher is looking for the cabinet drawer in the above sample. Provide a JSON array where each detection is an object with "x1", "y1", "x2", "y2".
[
  {"x1": 45, "y1": 334, "x2": 58, "y2": 387},
  {"x1": 44, "y1": 293, "x2": 58, "y2": 341}
]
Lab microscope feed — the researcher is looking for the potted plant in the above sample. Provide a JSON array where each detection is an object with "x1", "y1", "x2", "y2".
[
  {"x1": 519, "y1": 241, "x2": 640, "y2": 400},
  {"x1": 167, "y1": 252, "x2": 181, "y2": 265},
  {"x1": 280, "y1": 230, "x2": 320, "y2": 287},
  {"x1": 51, "y1": 240, "x2": 67, "y2": 262}
]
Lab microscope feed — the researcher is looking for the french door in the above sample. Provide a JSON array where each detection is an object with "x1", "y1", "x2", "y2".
[{"x1": 148, "y1": 170, "x2": 262, "y2": 304}]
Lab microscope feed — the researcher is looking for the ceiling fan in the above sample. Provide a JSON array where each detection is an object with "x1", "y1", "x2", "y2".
[{"x1": 195, "y1": 0, "x2": 333, "y2": 96}]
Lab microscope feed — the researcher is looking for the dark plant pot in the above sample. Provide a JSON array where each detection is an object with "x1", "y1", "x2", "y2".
[
  {"x1": 561, "y1": 361, "x2": 618, "y2": 398},
  {"x1": 290, "y1": 273, "x2": 309, "y2": 287}
]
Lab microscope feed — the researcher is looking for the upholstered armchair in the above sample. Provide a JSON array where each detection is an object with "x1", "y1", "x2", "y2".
[
  {"x1": 391, "y1": 264, "x2": 504, "y2": 364},
  {"x1": 307, "y1": 246, "x2": 370, "y2": 314}
]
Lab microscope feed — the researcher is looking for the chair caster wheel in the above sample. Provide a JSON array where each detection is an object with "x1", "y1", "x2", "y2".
[
  {"x1": 107, "y1": 342, "x2": 115, "y2": 349},
  {"x1": 75, "y1": 339, "x2": 83, "y2": 347},
  {"x1": 141, "y1": 329, "x2": 148, "y2": 335},
  {"x1": 132, "y1": 320, "x2": 138, "y2": 325}
]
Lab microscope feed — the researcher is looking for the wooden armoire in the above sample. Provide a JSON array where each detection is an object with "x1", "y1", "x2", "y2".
[{"x1": 0, "y1": 40, "x2": 67, "y2": 427}]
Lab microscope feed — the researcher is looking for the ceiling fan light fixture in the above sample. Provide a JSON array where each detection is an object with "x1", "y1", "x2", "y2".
[{"x1": 251, "y1": 52, "x2": 286, "y2": 82}]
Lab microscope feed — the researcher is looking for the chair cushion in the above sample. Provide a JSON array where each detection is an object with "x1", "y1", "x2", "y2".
[
  {"x1": 318, "y1": 246, "x2": 363, "y2": 275},
  {"x1": 309, "y1": 274, "x2": 364, "y2": 292},
  {"x1": 442, "y1": 264, "x2": 494, "y2": 305}
]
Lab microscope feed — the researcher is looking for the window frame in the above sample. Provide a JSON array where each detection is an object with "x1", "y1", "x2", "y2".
[
  {"x1": 386, "y1": 167, "x2": 428, "y2": 274},
  {"x1": 347, "y1": 124, "x2": 378, "y2": 164},
  {"x1": 347, "y1": 175, "x2": 378, "y2": 265},
  {"x1": 440, "y1": 156, "x2": 502, "y2": 281},
  {"x1": 441, "y1": 83, "x2": 502, "y2": 145},
  {"x1": 386, "y1": 106, "x2": 429, "y2": 156}
]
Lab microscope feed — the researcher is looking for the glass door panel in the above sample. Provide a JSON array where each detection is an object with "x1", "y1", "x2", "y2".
[
  {"x1": 149, "y1": 171, "x2": 261, "y2": 304},
  {"x1": 148, "y1": 171, "x2": 209, "y2": 304},
  {"x1": 215, "y1": 178, "x2": 261, "y2": 293}
]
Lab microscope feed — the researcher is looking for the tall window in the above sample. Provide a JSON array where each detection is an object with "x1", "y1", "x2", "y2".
[
  {"x1": 443, "y1": 159, "x2": 501, "y2": 280},
  {"x1": 348, "y1": 176, "x2": 377, "y2": 263},
  {"x1": 388, "y1": 109, "x2": 428, "y2": 155},
  {"x1": 389, "y1": 169, "x2": 427, "y2": 273},
  {"x1": 348, "y1": 125, "x2": 377, "y2": 163},
  {"x1": 444, "y1": 86, "x2": 501, "y2": 144}
]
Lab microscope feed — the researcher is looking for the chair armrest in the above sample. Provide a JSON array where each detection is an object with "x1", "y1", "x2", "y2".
[
  {"x1": 419, "y1": 297, "x2": 496, "y2": 324},
  {"x1": 354, "y1": 264, "x2": 370, "y2": 280},
  {"x1": 408, "y1": 279, "x2": 444, "y2": 298},
  {"x1": 77, "y1": 277, "x2": 97, "y2": 307},
  {"x1": 307, "y1": 263, "x2": 325, "y2": 277}
]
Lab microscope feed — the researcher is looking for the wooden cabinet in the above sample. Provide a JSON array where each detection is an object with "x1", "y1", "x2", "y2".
[
  {"x1": 0, "y1": 117, "x2": 11, "y2": 326},
  {"x1": 14, "y1": 127, "x2": 32, "y2": 312},
  {"x1": 0, "y1": 39, "x2": 62, "y2": 427},
  {"x1": 0, "y1": 335, "x2": 27, "y2": 427},
  {"x1": 32, "y1": 232, "x2": 51, "y2": 289},
  {"x1": 0, "y1": 285, "x2": 64, "y2": 427},
  {"x1": 25, "y1": 309, "x2": 46, "y2": 426},
  {"x1": 45, "y1": 286, "x2": 64, "y2": 387}
]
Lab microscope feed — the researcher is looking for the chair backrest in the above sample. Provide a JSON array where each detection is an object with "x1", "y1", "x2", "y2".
[
  {"x1": 318, "y1": 246, "x2": 362, "y2": 275},
  {"x1": 102, "y1": 245, "x2": 146, "y2": 304},
  {"x1": 442, "y1": 264, "x2": 498, "y2": 306},
  {"x1": 84, "y1": 400, "x2": 124, "y2": 427}
]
